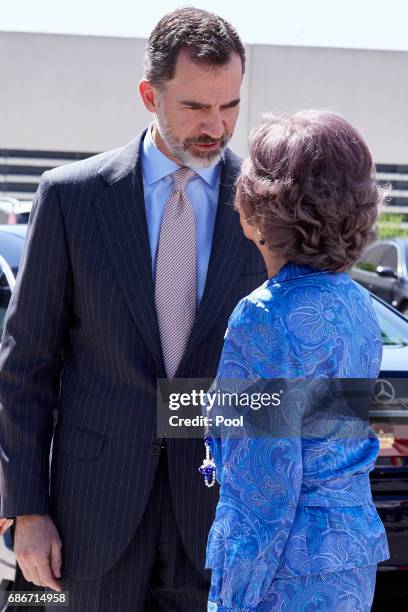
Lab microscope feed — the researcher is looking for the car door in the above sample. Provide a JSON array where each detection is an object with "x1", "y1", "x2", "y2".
[
  {"x1": 352, "y1": 243, "x2": 400, "y2": 304},
  {"x1": 352, "y1": 243, "x2": 389, "y2": 291},
  {"x1": 0, "y1": 254, "x2": 15, "y2": 342},
  {"x1": 375, "y1": 245, "x2": 399, "y2": 304}
]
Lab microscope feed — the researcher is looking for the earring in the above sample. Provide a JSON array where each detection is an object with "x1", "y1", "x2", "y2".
[{"x1": 257, "y1": 228, "x2": 265, "y2": 246}]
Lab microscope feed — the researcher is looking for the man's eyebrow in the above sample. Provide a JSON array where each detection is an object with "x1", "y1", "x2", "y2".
[
  {"x1": 179, "y1": 98, "x2": 241, "y2": 109},
  {"x1": 221, "y1": 98, "x2": 241, "y2": 109}
]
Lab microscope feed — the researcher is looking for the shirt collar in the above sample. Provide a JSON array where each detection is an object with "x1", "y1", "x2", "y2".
[
  {"x1": 142, "y1": 124, "x2": 221, "y2": 187},
  {"x1": 265, "y1": 262, "x2": 329, "y2": 286}
]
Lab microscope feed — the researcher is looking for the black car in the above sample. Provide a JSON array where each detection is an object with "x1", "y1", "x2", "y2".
[
  {"x1": 368, "y1": 296, "x2": 408, "y2": 574},
  {"x1": 0, "y1": 225, "x2": 26, "y2": 339},
  {"x1": 351, "y1": 239, "x2": 408, "y2": 316}
]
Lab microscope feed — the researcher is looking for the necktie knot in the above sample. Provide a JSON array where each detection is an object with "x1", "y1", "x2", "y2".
[{"x1": 171, "y1": 167, "x2": 196, "y2": 191}]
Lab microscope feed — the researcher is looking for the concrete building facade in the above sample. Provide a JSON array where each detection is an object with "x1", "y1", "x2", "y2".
[{"x1": 1, "y1": 31, "x2": 407, "y2": 203}]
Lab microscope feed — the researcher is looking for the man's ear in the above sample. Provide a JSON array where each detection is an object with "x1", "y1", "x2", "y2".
[{"x1": 139, "y1": 80, "x2": 159, "y2": 113}]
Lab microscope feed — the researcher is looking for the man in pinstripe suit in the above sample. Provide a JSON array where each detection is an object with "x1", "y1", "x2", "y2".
[{"x1": 0, "y1": 8, "x2": 266, "y2": 611}]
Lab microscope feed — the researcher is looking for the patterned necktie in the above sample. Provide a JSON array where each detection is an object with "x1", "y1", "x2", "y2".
[{"x1": 155, "y1": 167, "x2": 197, "y2": 378}]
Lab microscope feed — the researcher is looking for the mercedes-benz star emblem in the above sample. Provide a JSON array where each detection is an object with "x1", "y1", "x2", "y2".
[{"x1": 374, "y1": 379, "x2": 395, "y2": 404}]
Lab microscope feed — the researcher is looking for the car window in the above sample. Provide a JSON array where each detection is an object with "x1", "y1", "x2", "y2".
[
  {"x1": 0, "y1": 230, "x2": 26, "y2": 269},
  {"x1": 372, "y1": 298, "x2": 408, "y2": 346},
  {"x1": 380, "y1": 245, "x2": 398, "y2": 271},
  {"x1": 0, "y1": 262, "x2": 12, "y2": 340},
  {"x1": 356, "y1": 244, "x2": 389, "y2": 272}
]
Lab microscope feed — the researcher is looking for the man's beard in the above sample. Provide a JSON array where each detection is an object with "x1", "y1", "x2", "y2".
[{"x1": 155, "y1": 109, "x2": 232, "y2": 169}]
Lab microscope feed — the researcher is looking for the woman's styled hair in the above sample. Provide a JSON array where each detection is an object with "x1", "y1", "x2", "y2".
[
  {"x1": 143, "y1": 7, "x2": 245, "y2": 88},
  {"x1": 235, "y1": 111, "x2": 387, "y2": 272}
]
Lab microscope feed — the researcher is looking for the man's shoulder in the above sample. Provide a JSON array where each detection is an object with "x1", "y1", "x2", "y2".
[
  {"x1": 43, "y1": 135, "x2": 142, "y2": 189},
  {"x1": 45, "y1": 148, "x2": 118, "y2": 182}
]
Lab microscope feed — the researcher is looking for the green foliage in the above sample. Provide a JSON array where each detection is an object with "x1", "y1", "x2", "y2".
[
  {"x1": 378, "y1": 212, "x2": 408, "y2": 239},
  {"x1": 380, "y1": 213, "x2": 405, "y2": 224},
  {"x1": 356, "y1": 262, "x2": 377, "y2": 272},
  {"x1": 379, "y1": 226, "x2": 408, "y2": 238}
]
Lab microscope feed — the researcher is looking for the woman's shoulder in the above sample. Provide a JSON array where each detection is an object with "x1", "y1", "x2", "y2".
[
  {"x1": 230, "y1": 266, "x2": 333, "y2": 320},
  {"x1": 228, "y1": 283, "x2": 274, "y2": 329},
  {"x1": 228, "y1": 264, "x2": 378, "y2": 337}
]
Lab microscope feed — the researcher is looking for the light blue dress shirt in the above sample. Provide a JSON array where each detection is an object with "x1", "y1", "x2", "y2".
[{"x1": 141, "y1": 126, "x2": 221, "y2": 305}]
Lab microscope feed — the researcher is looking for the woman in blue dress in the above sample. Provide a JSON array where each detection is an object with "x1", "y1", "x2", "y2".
[{"x1": 203, "y1": 111, "x2": 390, "y2": 611}]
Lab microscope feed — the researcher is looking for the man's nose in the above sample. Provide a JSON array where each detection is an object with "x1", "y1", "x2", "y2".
[{"x1": 200, "y1": 114, "x2": 225, "y2": 140}]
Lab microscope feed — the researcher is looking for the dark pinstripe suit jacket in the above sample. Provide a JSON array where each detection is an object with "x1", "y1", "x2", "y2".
[{"x1": 0, "y1": 130, "x2": 267, "y2": 581}]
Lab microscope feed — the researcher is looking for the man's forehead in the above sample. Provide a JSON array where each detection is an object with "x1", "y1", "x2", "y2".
[
  {"x1": 163, "y1": 52, "x2": 242, "y2": 105},
  {"x1": 172, "y1": 49, "x2": 243, "y2": 79}
]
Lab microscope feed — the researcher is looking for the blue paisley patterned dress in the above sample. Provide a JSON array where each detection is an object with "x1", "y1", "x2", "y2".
[{"x1": 205, "y1": 262, "x2": 389, "y2": 611}]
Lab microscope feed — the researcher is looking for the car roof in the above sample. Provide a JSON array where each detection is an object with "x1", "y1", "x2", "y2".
[
  {"x1": 372, "y1": 237, "x2": 408, "y2": 247},
  {"x1": 0, "y1": 224, "x2": 28, "y2": 238}
]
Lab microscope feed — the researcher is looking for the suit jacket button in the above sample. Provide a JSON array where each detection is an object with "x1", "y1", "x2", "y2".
[{"x1": 150, "y1": 443, "x2": 161, "y2": 455}]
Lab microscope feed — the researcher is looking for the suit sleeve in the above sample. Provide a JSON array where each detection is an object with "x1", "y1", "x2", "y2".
[
  {"x1": 0, "y1": 172, "x2": 72, "y2": 517},
  {"x1": 205, "y1": 298, "x2": 303, "y2": 611}
]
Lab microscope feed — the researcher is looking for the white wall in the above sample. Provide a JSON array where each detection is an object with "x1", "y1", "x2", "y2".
[
  {"x1": 1, "y1": 31, "x2": 407, "y2": 164},
  {"x1": 247, "y1": 44, "x2": 408, "y2": 164},
  {"x1": 1, "y1": 32, "x2": 150, "y2": 152}
]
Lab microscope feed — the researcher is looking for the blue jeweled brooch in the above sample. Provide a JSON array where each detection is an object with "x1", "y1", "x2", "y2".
[{"x1": 198, "y1": 434, "x2": 216, "y2": 487}]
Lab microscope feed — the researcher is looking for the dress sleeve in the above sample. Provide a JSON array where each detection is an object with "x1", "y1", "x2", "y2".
[{"x1": 205, "y1": 297, "x2": 303, "y2": 611}]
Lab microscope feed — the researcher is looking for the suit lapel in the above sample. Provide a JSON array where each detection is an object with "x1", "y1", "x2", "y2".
[
  {"x1": 94, "y1": 135, "x2": 250, "y2": 378},
  {"x1": 94, "y1": 130, "x2": 166, "y2": 375},
  {"x1": 175, "y1": 149, "x2": 251, "y2": 374}
]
